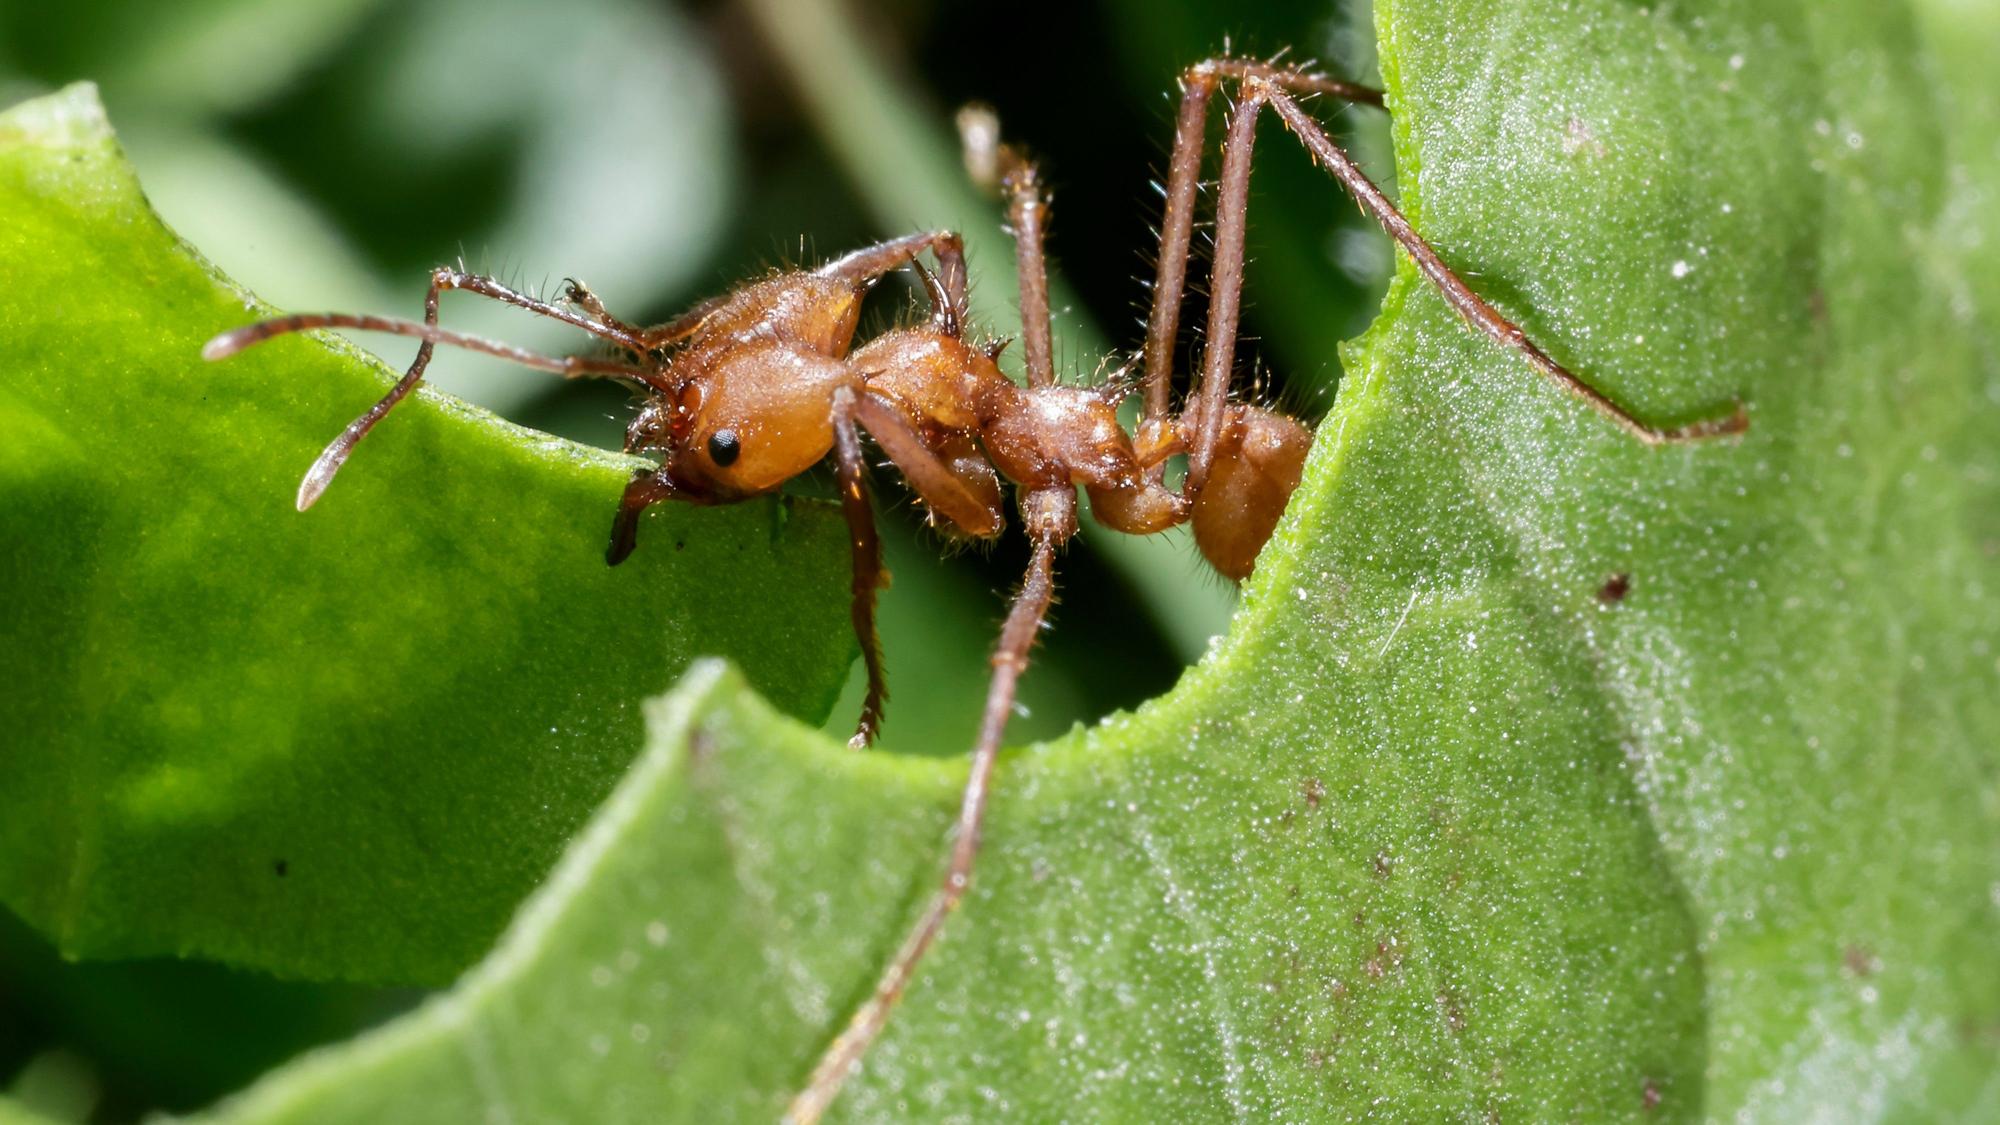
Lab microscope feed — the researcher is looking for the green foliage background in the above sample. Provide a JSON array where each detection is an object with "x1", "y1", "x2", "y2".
[{"x1": 2, "y1": 0, "x2": 1997, "y2": 1121}]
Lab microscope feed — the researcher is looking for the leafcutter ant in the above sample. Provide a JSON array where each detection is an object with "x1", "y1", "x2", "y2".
[{"x1": 203, "y1": 56, "x2": 1746, "y2": 1121}]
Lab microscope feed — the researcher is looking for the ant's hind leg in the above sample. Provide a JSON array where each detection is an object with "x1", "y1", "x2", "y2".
[
  {"x1": 1251, "y1": 81, "x2": 1747, "y2": 444},
  {"x1": 1138, "y1": 61, "x2": 1383, "y2": 439}
]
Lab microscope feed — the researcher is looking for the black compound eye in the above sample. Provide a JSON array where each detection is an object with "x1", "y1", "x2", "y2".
[{"x1": 707, "y1": 429, "x2": 741, "y2": 467}]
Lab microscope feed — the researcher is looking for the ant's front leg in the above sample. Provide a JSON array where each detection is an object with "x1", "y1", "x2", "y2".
[
  {"x1": 290, "y1": 270, "x2": 452, "y2": 511},
  {"x1": 827, "y1": 387, "x2": 892, "y2": 751},
  {"x1": 844, "y1": 390, "x2": 1004, "y2": 538},
  {"x1": 558, "y1": 278, "x2": 647, "y2": 345},
  {"x1": 825, "y1": 386, "x2": 1006, "y2": 750},
  {"x1": 817, "y1": 231, "x2": 970, "y2": 335}
]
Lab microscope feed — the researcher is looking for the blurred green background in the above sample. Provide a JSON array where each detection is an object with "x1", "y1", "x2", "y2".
[{"x1": 0, "y1": 0, "x2": 1392, "y2": 1117}]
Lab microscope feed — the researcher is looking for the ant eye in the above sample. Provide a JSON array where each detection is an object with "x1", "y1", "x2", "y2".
[{"x1": 707, "y1": 429, "x2": 741, "y2": 467}]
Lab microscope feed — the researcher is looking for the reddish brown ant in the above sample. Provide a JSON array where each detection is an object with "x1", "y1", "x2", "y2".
[{"x1": 204, "y1": 57, "x2": 1745, "y2": 1121}]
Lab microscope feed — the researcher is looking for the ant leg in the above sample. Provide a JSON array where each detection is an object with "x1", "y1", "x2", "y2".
[
  {"x1": 817, "y1": 231, "x2": 969, "y2": 329},
  {"x1": 1253, "y1": 83, "x2": 1746, "y2": 443},
  {"x1": 848, "y1": 392, "x2": 1004, "y2": 537},
  {"x1": 908, "y1": 260, "x2": 964, "y2": 338},
  {"x1": 999, "y1": 147, "x2": 1056, "y2": 387},
  {"x1": 1138, "y1": 61, "x2": 1385, "y2": 468},
  {"x1": 955, "y1": 107, "x2": 1054, "y2": 384},
  {"x1": 424, "y1": 268, "x2": 645, "y2": 349},
  {"x1": 292, "y1": 274, "x2": 449, "y2": 511},
  {"x1": 1175, "y1": 69, "x2": 1745, "y2": 469},
  {"x1": 788, "y1": 488, "x2": 1073, "y2": 1125},
  {"x1": 1138, "y1": 67, "x2": 1220, "y2": 434},
  {"x1": 1181, "y1": 80, "x2": 1272, "y2": 496},
  {"x1": 821, "y1": 387, "x2": 1005, "y2": 749},
  {"x1": 828, "y1": 387, "x2": 891, "y2": 750},
  {"x1": 558, "y1": 278, "x2": 648, "y2": 344},
  {"x1": 635, "y1": 290, "x2": 736, "y2": 350}
]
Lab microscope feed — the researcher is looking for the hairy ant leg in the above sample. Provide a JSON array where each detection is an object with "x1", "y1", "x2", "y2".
[
  {"x1": 1138, "y1": 61, "x2": 1381, "y2": 440},
  {"x1": 789, "y1": 132, "x2": 1197, "y2": 1119},
  {"x1": 557, "y1": 278, "x2": 649, "y2": 344},
  {"x1": 1142, "y1": 60, "x2": 1744, "y2": 575},
  {"x1": 846, "y1": 391, "x2": 1004, "y2": 538},
  {"x1": 908, "y1": 260, "x2": 965, "y2": 339},
  {"x1": 420, "y1": 269, "x2": 645, "y2": 349},
  {"x1": 817, "y1": 230, "x2": 970, "y2": 333},
  {"x1": 958, "y1": 102, "x2": 1059, "y2": 388},
  {"x1": 788, "y1": 142, "x2": 1089, "y2": 1121},
  {"x1": 1001, "y1": 147, "x2": 1056, "y2": 387},
  {"x1": 789, "y1": 489, "x2": 1071, "y2": 1125},
  {"x1": 204, "y1": 267, "x2": 653, "y2": 510},
  {"x1": 1164, "y1": 72, "x2": 1320, "y2": 576},
  {"x1": 1253, "y1": 79, "x2": 1746, "y2": 443},
  {"x1": 809, "y1": 231, "x2": 977, "y2": 747},
  {"x1": 1156, "y1": 60, "x2": 1746, "y2": 459},
  {"x1": 827, "y1": 387, "x2": 891, "y2": 751},
  {"x1": 824, "y1": 385, "x2": 1006, "y2": 750}
]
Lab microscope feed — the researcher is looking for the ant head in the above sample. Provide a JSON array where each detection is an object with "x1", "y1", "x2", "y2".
[{"x1": 635, "y1": 341, "x2": 852, "y2": 501}]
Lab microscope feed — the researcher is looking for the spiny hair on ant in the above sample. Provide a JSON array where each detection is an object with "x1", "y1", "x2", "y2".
[{"x1": 203, "y1": 54, "x2": 1744, "y2": 1123}]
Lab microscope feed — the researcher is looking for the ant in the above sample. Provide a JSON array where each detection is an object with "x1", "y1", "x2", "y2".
[{"x1": 204, "y1": 57, "x2": 1746, "y2": 1122}]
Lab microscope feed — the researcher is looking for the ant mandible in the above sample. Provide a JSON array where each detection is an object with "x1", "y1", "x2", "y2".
[{"x1": 204, "y1": 57, "x2": 1746, "y2": 1122}]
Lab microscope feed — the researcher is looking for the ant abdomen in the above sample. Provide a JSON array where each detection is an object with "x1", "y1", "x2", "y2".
[{"x1": 1191, "y1": 404, "x2": 1312, "y2": 581}]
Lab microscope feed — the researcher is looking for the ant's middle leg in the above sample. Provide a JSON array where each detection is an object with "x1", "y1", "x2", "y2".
[
  {"x1": 956, "y1": 106, "x2": 1056, "y2": 387},
  {"x1": 788, "y1": 486, "x2": 1072, "y2": 1125}
]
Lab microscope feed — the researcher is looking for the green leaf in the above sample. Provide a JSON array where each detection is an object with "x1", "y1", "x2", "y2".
[
  {"x1": 0, "y1": 1095, "x2": 67, "y2": 1125},
  {"x1": 13, "y1": 0, "x2": 2000, "y2": 1114},
  {"x1": 0, "y1": 0, "x2": 387, "y2": 116},
  {"x1": 157, "y1": 0, "x2": 2000, "y2": 1120},
  {"x1": 0, "y1": 84, "x2": 856, "y2": 985}
]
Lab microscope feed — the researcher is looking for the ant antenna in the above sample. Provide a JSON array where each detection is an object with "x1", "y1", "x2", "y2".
[{"x1": 203, "y1": 312, "x2": 665, "y2": 509}]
